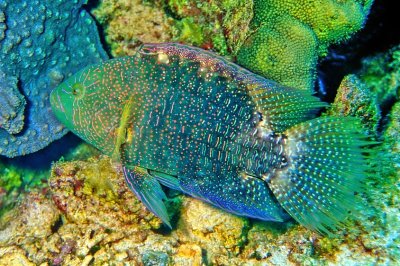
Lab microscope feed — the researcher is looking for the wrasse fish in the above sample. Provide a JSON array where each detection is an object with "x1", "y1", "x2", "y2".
[{"x1": 50, "y1": 43, "x2": 368, "y2": 234}]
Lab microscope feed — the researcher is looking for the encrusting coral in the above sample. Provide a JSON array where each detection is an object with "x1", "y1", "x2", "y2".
[
  {"x1": 91, "y1": 0, "x2": 373, "y2": 92},
  {"x1": 91, "y1": 0, "x2": 173, "y2": 57},
  {"x1": 0, "y1": 157, "x2": 252, "y2": 265},
  {"x1": 0, "y1": 70, "x2": 25, "y2": 135},
  {"x1": 358, "y1": 44, "x2": 400, "y2": 105},
  {"x1": 236, "y1": 0, "x2": 374, "y2": 90},
  {"x1": 0, "y1": 0, "x2": 107, "y2": 157},
  {"x1": 326, "y1": 74, "x2": 380, "y2": 135}
]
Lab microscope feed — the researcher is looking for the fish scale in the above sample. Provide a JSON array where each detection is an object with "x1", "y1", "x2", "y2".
[
  {"x1": 51, "y1": 43, "x2": 369, "y2": 235},
  {"x1": 121, "y1": 49, "x2": 277, "y2": 177}
]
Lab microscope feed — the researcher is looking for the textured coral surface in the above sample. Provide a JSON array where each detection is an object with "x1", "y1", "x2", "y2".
[
  {"x1": 236, "y1": 0, "x2": 373, "y2": 90},
  {"x1": 91, "y1": 0, "x2": 372, "y2": 92},
  {"x1": 92, "y1": 0, "x2": 173, "y2": 57},
  {"x1": 0, "y1": 0, "x2": 107, "y2": 157},
  {"x1": 0, "y1": 70, "x2": 25, "y2": 135},
  {"x1": 0, "y1": 147, "x2": 398, "y2": 265}
]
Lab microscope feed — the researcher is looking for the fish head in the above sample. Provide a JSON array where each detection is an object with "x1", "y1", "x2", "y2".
[{"x1": 50, "y1": 62, "x2": 128, "y2": 156}]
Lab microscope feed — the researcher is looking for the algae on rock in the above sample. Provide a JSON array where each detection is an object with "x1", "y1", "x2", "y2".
[
  {"x1": 358, "y1": 44, "x2": 400, "y2": 105},
  {"x1": 91, "y1": 0, "x2": 253, "y2": 58},
  {"x1": 91, "y1": 0, "x2": 174, "y2": 57},
  {"x1": 326, "y1": 74, "x2": 380, "y2": 135},
  {"x1": 322, "y1": 44, "x2": 400, "y2": 264},
  {"x1": 167, "y1": 0, "x2": 253, "y2": 56}
]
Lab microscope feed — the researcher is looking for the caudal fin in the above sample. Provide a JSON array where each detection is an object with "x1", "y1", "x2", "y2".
[{"x1": 267, "y1": 117, "x2": 370, "y2": 235}]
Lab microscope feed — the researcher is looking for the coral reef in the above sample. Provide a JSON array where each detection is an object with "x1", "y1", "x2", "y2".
[
  {"x1": 91, "y1": 0, "x2": 173, "y2": 57},
  {"x1": 0, "y1": 0, "x2": 398, "y2": 265},
  {"x1": 0, "y1": 143, "x2": 398, "y2": 265},
  {"x1": 167, "y1": 0, "x2": 253, "y2": 56},
  {"x1": 236, "y1": 0, "x2": 374, "y2": 90},
  {"x1": 326, "y1": 74, "x2": 380, "y2": 135},
  {"x1": 358, "y1": 44, "x2": 400, "y2": 105},
  {"x1": 0, "y1": 70, "x2": 25, "y2": 135},
  {"x1": 92, "y1": 0, "x2": 372, "y2": 91},
  {"x1": 0, "y1": 0, "x2": 107, "y2": 157}
]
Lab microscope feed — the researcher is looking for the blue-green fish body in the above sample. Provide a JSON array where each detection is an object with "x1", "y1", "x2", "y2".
[{"x1": 51, "y1": 43, "x2": 367, "y2": 234}]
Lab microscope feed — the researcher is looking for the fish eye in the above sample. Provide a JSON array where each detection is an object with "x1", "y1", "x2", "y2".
[{"x1": 71, "y1": 83, "x2": 85, "y2": 98}]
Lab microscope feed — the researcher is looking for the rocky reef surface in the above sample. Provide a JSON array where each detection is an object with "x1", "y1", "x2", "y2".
[{"x1": 0, "y1": 0, "x2": 107, "y2": 157}]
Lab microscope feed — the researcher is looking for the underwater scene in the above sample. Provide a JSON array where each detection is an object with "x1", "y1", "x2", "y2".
[{"x1": 0, "y1": 0, "x2": 399, "y2": 265}]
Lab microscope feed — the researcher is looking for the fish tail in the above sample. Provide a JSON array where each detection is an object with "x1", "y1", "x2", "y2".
[{"x1": 267, "y1": 117, "x2": 372, "y2": 235}]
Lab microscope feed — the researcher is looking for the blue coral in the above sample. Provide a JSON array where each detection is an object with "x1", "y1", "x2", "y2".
[
  {"x1": 0, "y1": 69, "x2": 25, "y2": 135},
  {"x1": 0, "y1": 0, "x2": 107, "y2": 157}
]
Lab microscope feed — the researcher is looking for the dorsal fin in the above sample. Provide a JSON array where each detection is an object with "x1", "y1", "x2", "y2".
[
  {"x1": 138, "y1": 43, "x2": 326, "y2": 133},
  {"x1": 245, "y1": 80, "x2": 327, "y2": 132}
]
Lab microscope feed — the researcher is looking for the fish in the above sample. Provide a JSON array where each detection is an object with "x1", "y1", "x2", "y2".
[{"x1": 50, "y1": 43, "x2": 368, "y2": 234}]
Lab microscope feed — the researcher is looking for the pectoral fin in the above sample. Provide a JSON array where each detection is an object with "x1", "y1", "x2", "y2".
[
  {"x1": 148, "y1": 170, "x2": 181, "y2": 191},
  {"x1": 122, "y1": 166, "x2": 171, "y2": 228}
]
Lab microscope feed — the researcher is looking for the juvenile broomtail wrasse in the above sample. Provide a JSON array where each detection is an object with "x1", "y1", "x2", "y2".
[{"x1": 50, "y1": 43, "x2": 368, "y2": 234}]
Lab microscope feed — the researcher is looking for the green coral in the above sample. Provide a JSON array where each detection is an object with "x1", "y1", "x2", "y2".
[
  {"x1": 237, "y1": 0, "x2": 373, "y2": 90},
  {"x1": 0, "y1": 161, "x2": 47, "y2": 217},
  {"x1": 0, "y1": 166, "x2": 22, "y2": 192},
  {"x1": 358, "y1": 44, "x2": 400, "y2": 105},
  {"x1": 237, "y1": 14, "x2": 318, "y2": 90},
  {"x1": 326, "y1": 74, "x2": 381, "y2": 135},
  {"x1": 165, "y1": 0, "x2": 253, "y2": 55},
  {"x1": 175, "y1": 17, "x2": 204, "y2": 46}
]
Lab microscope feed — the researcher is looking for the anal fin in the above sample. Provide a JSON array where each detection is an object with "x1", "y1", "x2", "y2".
[
  {"x1": 178, "y1": 161, "x2": 288, "y2": 222},
  {"x1": 123, "y1": 166, "x2": 171, "y2": 228}
]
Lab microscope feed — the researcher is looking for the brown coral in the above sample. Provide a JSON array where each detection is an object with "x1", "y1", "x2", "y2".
[{"x1": 91, "y1": 0, "x2": 173, "y2": 57}]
